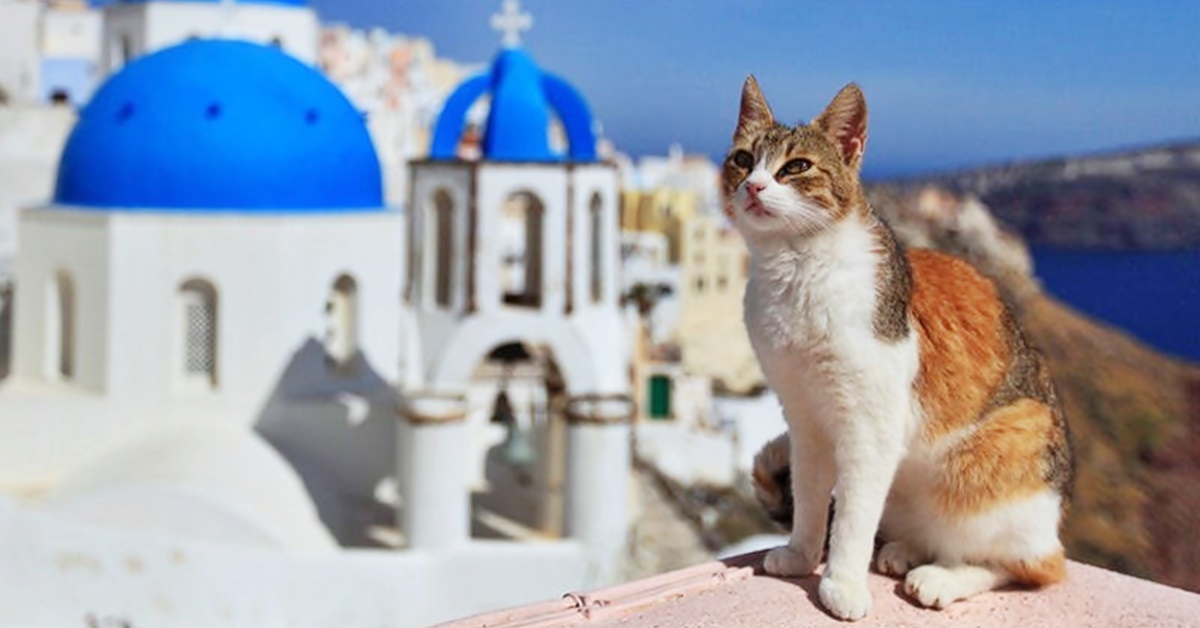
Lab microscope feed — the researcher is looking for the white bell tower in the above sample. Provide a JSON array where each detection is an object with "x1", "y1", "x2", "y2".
[{"x1": 398, "y1": 0, "x2": 633, "y2": 585}]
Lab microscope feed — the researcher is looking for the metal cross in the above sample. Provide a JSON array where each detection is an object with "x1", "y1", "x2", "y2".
[{"x1": 491, "y1": 0, "x2": 533, "y2": 48}]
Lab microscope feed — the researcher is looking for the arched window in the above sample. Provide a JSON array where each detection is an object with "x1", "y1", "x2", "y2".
[
  {"x1": 433, "y1": 189, "x2": 455, "y2": 308},
  {"x1": 325, "y1": 274, "x2": 359, "y2": 372},
  {"x1": 500, "y1": 191, "x2": 544, "y2": 308},
  {"x1": 589, "y1": 193, "x2": 604, "y2": 304},
  {"x1": 47, "y1": 270, "x2": 75, "y2": 381},
  {"x1": 178, "y1": 278, "x2": 218, "y2": 388}
]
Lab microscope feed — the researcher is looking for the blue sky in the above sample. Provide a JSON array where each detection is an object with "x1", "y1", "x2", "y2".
[{"x1": 99, "y1": 1, "x2": 1200, "y2": 178}]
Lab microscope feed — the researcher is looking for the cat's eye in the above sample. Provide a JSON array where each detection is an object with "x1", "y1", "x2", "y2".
[
  {"x1": 731, "y1": 150, "x2": 754, "y2": 169},
  {"x1": 778, "y1": 159, "x2": 813, "y2": 177}
]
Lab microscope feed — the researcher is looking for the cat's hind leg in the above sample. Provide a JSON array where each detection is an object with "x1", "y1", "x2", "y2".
[
  {"x1": 904, "y1": 549, "x2": 1065, "y2": 608},
  {"x1": 904, "y1": 563, "x2": 1010, "y2": 609},
  {"x1": 876, "y1": 539, "x2": 926, "y2": 577}
]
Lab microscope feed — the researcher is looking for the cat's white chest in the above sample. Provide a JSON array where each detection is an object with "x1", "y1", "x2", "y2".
[
  {"x1": 743, "y1": 221, "x2": 918, "y2": 427},
  {"x1": 745, "y1": 222, "x2": 880, "y2": 355}
]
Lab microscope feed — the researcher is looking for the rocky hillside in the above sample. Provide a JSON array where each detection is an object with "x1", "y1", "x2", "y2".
[{"x1": 887, "y1": 140, "x2": 1200, "y2": 249}]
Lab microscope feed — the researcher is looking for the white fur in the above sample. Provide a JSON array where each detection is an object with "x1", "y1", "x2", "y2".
[
  {"x1": 734, "y1": 171, "x2": 1061, "y2": 619},
  {"x1": 736, "y1": 170, "x2": 921, "y2": 620}
]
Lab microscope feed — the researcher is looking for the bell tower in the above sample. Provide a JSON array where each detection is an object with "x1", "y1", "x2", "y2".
[{"x1": 398, "y1": 0, "x2": 633, "y2": 585}]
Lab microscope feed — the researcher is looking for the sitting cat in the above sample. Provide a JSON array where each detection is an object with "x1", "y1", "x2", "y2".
[{"x1": 725, "y1": 77, "x2": 1073, "y2": 620}]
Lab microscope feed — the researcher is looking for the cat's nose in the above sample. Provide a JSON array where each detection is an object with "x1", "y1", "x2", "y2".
[{"x1": 746, "y1": 180, "x2": 766, "y2": 198}]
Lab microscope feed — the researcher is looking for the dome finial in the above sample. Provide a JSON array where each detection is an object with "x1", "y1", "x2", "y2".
[{"x1": 491, "y1": 0, "x2": 532, "y2": 49}]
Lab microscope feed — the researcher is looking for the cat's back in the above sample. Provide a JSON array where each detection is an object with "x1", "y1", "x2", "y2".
[{"x1": 906, "y1": 248, "x2": 1062, "y2": 446}]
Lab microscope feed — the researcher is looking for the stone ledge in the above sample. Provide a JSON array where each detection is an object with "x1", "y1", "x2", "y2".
[{"x1": 436, "y1": 551, "x2": 1200, "y2": 627}]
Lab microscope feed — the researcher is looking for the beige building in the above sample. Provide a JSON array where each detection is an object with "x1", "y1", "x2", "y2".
[
  {"x1": 676, "y1": 212, "x2": 763, "y2": 395},
  {"x1": 619, "y1": 188, "x2": 698, "y2": 262}
]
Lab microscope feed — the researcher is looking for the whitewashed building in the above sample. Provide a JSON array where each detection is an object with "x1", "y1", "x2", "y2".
[
  {"x1": 0, "y1": 3, "x2": 639, "y2": 623},
  {"x1": 101, "y1": 0, "x2": 319, "y2": 73}
]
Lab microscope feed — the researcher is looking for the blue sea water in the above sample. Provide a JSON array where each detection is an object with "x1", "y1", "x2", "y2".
[{"x1": 1031, "y1": 248, "x2": 1200, "y2": 363}]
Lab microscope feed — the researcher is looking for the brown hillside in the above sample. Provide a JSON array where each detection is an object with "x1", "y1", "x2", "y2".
[{"x1": 1018, "y1": 294, "x2": 1200, "y2": 584}]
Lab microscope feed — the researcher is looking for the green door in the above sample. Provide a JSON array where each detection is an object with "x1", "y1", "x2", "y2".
[{"x1": 648, "y1": 375, "x2": 672, "y2": 420}]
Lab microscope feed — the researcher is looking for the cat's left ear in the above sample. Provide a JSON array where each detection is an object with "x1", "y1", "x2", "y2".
[{"x1": 812, "y1": 83, "x2": 868, "y2": 169}]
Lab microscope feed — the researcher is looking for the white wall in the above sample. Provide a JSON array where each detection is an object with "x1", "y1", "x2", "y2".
[
  {"x1": 12, "y1": 209, "x2": 112, "y2": 392},
  {"x1": 0, "y1": 106, "x2": 75, "y2": 280},
  {"x1": 0, "y1": 0, "x2": 40, "y2": 105},
  {"x1": 41, "y1": 4, "x2": 103, "y2": 60},
  {"x1": 14, "y1": 208, "x2": 403, "y2": 411},
  {"x1": 0, "y1": 499, "x2": 590, "y2": 628},
  {"x1": 103, "y1": 2, "x2": 319, "y2": 75}
]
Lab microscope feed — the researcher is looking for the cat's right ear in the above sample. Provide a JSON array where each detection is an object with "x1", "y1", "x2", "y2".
[{"x1": 735, "y1": 75, "x2": 774, "y2": 138}]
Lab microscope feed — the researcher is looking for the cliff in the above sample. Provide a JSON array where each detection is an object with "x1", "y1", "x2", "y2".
[{"x1": 883, "y1": 140, "x2": 1200, "y2": 249}]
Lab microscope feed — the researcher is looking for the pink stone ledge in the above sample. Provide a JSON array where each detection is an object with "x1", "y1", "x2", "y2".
[{"x1": 435, "y1": 551, "x2": 1200, "y2": 627}]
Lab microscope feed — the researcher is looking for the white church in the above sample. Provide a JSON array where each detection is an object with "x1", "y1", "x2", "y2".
[{"x1": 0, "y1": 1, "x2": 635, "y2": 626}]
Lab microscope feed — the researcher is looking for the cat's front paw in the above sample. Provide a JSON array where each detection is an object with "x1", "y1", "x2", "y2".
[
  {"x1": 904, "y1": 564, "x2": 960, "y2": 609},
  {"x1": 819, "y1": 574, "x2": 872, "y2": 621},
  {"x1": 763, "y1": 545, "x2": 819, "y2": 577},
  {"x1": 876, "y1": 540, "x2": 922, "y2": 576}
]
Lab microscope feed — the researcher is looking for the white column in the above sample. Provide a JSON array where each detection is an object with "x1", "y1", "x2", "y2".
[
  {"x1": 398, "y1": 390, "x2": 470, "y2": 550},
  {"x1": 564, "y1": 393, "x2": 634, "y2": 585}
]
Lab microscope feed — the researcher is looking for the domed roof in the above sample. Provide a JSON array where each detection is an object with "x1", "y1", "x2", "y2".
[
  {"x1": 430, "y1": 47, "x2": 598, "y2": 163},
  {"x1": 54, "y1": 39, "x2": 382, "y2": 212}
]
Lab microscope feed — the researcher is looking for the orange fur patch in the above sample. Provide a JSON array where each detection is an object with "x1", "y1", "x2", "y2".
[
  {"x1": 1004, "y1": 550, "x2": 1067, "y2": 587},
  {"x1": 936, "y1": 398, "x2": 1057, "y2": 516},
  {"x1": 909, "y1": 249, "x2": 1010, "y2": 442}
]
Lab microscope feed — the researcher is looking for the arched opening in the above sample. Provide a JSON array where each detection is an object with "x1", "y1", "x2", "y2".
[
  {"x1": 433, "y1": 189, "x2": 455, "y2": 308},
  {"x1": 325, "y1": 274, "x2": 359, "y2": 373},
  {"x1": 589, "y1": 192, "x2": 604, "y2": 304},
  {"x1": 500, "y1": 191, "x2": 544, "y2": 308},
  {"x1": 46, "y1": 270, "x2": 75, "y2": 381},
  {"x1": 468, "y1": 342, "x2": 567, "y2": 540},
  {"x1": 178, "y1": 278, "x2": 218, "y2": 389}
]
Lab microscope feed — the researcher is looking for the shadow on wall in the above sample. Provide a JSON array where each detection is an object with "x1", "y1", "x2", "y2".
[
  {"x1": 254, "y1": 337, "x2": 398, "y2": 548},
  {"x1": 0, "y1": 284, "x2": 10, "y2": 379}
]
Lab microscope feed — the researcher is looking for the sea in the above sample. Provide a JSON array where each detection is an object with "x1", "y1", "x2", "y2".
[{"x1": 1032, "y1": 248, "x2": 1200, "y2": 363}]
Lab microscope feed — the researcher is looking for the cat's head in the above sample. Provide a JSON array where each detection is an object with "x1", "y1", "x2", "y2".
[{"x1": 722, "y1": 77, "x2": 869, "y2": 240}]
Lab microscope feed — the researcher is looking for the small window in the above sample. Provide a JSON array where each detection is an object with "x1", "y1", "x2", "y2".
[
  {"x1": 434, "y1": 189, "x2": 455, "y2": 308},
  {"x1": 589, "y1": 193, "x2": 604, "y2": 304},
  {"x1": 179, "y1": 279, "x2": 218, "y2": 388},
  {"x1": 325, "y1": 274, "x2": 359, "y2": 373},
  {"x1": 47, "y1": 270, "x2": 76, "y2": 381}
]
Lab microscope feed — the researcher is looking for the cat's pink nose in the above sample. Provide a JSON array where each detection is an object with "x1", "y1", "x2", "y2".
[{"x1": 746, "y1": 181, "x2": 766, "y2": 198}]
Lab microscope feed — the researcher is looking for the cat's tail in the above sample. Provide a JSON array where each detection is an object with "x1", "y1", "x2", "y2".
[{"x1": 751, "y1": 432, "x2": 793, "y2": 529}]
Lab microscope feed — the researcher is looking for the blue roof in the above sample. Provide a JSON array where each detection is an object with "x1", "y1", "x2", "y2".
[
  {"x1": 54, "y1": 39, "x2": 382, "y2": 212},
  {"x1": 430, "y1": 47, "x2": 597, "y2": 163}
]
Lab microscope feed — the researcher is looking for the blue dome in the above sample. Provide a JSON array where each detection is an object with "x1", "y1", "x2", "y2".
[
  {"x1": 54, "y1": 39, "x2": 382, "y2": 212},
  {"x1": 430, "y1": 48, "x2": 597, "y2": 163}
]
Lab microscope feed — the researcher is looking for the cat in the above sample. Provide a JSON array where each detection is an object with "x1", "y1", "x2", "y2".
[{"x1": 724, "y1": 77, "x2": 1073, "y2": 621}]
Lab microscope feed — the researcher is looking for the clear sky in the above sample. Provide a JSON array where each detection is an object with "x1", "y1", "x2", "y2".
[{"x1": 98, "y1": 1, "x2": 1200, "y2": 179}]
